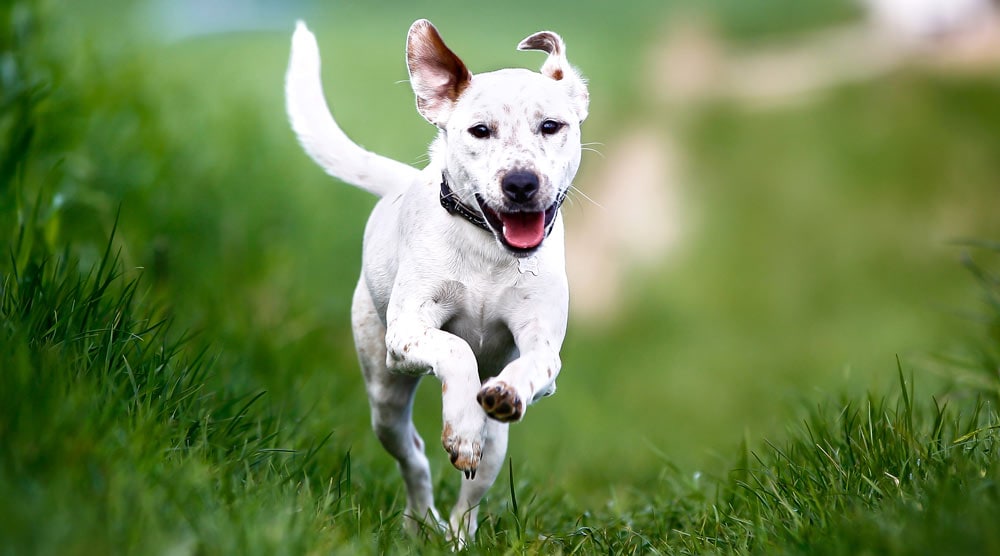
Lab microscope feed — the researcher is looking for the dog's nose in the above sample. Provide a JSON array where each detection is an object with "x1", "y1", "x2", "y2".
[{"x1": 501, "y1": 170, "x2": 539, "y2": 204}]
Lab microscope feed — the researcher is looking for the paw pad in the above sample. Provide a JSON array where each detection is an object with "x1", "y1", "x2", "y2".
[{"x1": 477, "y1": 383, "x2": 523, "y2": 422}]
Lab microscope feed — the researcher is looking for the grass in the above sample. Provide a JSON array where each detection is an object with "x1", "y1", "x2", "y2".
[
  {"x1": 3, "y1": 237, "x2": 998, "y2": 553},
  {"x1": 4, "y1": 0, "x2": 1000, "y2": 553}
]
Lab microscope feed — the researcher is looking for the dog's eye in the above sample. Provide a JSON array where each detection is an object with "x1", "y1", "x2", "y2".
[
  {"x1": 540, "y1": 120, "x2": 564, "y2": 135},
  {"x1": 468, "y1": 124, "x2": 492, "y2": 139}
]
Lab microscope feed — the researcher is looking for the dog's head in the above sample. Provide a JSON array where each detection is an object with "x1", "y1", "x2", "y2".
[{"x1": 406, "y1": 19, "x2": 589, "y2": 255}]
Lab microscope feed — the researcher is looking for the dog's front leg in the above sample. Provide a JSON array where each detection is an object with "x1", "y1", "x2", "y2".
[
  {"x1": 478, "y1": 316, "x2": 564, "y2": 423},
  {"x1": 385, "y1": 308, "x2": 487, "y2": 476}
]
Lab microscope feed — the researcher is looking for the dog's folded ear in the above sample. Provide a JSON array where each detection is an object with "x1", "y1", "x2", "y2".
[
  {"x1": 518, "y1": 31, "x2": 589, "y2": 122},
  {"x1": 406, "y1": 19, "x2": 472, "y2": 127}
]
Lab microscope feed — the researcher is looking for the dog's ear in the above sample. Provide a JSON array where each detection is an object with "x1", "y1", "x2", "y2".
[
  {"x1": 406, "y1": 19, "x2": 472, "y2": 127},
  {"x1": 518, "y1": 31, "x2": 589, "y2": 122}
]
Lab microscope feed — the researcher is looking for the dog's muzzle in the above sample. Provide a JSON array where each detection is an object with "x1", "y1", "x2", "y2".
[
  {"x1": 474, "y1": 195, "x2": 560, "y2": 252},
  {"x1": 439, "y1": 174, "x2": 565, "y2": 255}
]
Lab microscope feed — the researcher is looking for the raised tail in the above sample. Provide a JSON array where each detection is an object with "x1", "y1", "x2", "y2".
[{"x1": 285, "y1": 21, "x2": 420, "y2": 198}]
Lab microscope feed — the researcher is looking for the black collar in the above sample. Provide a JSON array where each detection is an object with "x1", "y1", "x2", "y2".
[{"x1": 439, "y1": 174, "x2": 492, "y2": 233}]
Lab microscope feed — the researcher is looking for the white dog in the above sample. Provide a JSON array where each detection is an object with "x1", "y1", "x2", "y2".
[{"x1": 285, "y1": 19, "x2": 588, "y2": 541}]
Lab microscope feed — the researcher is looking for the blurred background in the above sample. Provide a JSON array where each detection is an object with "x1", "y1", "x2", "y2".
[{"x1": 5, "y1": 0, "x2": 1000, "y2": 504}]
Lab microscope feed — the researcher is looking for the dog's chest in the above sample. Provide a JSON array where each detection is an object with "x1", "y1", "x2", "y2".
[{"x1": 440, "y1": 286, "x2": 517, "y2": 377}]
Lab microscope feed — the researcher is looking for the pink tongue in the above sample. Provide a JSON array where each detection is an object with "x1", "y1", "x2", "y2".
[{"x1": 501, "y1": 212, "x2": 545, "y2": 249}]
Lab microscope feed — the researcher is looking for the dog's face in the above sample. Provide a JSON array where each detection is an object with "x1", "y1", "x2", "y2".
[{"x1": 406, "y1": 20, "x2": 589, "y2": 254}]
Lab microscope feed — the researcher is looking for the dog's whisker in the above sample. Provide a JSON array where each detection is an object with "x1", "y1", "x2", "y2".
[
  {"x1": 560, "y1": 190, "x2": 584, "y2": 210},
  {"x1": 445, "y1": 186, "x2": 474, "y2": 201},
  {"x1": 581, "y1": 141, "x2": 605, "y2": 158},
  {"x1": 568, "y1": 185, "x2": 603, "y2": 209},
  {"x1": 562, "y1": 195, "x2": 581, "y2": 209}
]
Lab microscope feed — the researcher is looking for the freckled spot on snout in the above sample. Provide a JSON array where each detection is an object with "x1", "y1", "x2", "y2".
[
  {"x1": 546, "y1": 367, "x2": 553, "y2": 378},
  {"x1": 403, "y1": 343, "x2": 411, "y2": 353},
  {"x1": 442, "y1": 382, "x2": 448, "y2": 394}
]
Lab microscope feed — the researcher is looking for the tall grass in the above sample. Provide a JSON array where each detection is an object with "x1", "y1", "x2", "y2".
[
  {"x1": 0, "y1": 230, "x2": 363, "y2": 554},
  {"x1": 423, "y1": 368, "x2": 1000, "y2": 554},
  {"x1": 3, "y1": 232, "x2": 997, "y2": 554},
  {"x1": 1, "y1": 5, "x2": 349, "y2": 552}
]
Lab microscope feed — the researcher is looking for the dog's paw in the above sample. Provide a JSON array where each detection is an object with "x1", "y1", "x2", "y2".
[
  {"x1": 477, "y1": 381, "x2": 524, "y2": 422},
  {"x1": 441, "y1": 421, "x2": 484, "y2": 478}
]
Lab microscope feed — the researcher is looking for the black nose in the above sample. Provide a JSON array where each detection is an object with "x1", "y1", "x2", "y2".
[{"x1": 501, "y1": 170, "x2": 539, "y2": 204}]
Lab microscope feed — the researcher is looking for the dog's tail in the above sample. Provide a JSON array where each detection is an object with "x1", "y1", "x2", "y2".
[{"x1": 286, "y1": 21, "x2": 420, "y2": 198}]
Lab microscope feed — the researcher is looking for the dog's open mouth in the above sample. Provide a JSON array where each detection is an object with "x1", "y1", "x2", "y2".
[{"x1": 476, "y1": 196, "x2": 559, "y2": 253}]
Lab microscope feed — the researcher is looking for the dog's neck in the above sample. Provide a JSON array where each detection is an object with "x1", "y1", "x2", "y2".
[{"x1": 439, "y1": 173, "x2": 492, "y2": 234}]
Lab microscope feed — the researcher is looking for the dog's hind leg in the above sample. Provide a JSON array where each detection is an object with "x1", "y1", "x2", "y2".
[
  {"x1": 448, "y1": 418, "x2": 509, "y2": 545},
  {"x1": 352, "y1": 281, "x2": 442, "y2": 532}
]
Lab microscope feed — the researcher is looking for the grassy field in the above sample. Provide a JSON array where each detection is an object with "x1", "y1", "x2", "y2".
[{"x1": 3, "y1": 0, "x2": 1000, "y2": 553}]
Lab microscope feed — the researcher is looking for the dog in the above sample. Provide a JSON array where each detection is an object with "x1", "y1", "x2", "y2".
[{"x1": 285, "y1": 19, "x2": 588, "y2": 542}]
